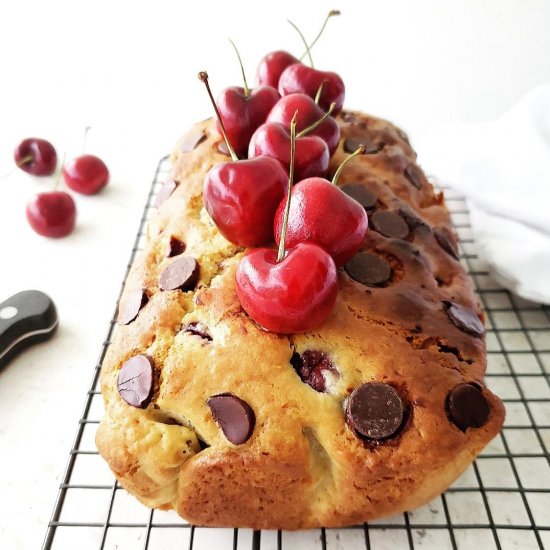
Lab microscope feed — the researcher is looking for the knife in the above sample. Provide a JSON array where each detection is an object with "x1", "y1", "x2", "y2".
[{"x1": 0, "y1": 290, "x2": 58, "y2": 369}]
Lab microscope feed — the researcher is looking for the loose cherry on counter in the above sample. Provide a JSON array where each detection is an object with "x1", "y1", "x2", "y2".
[
  {"x1": 63, "y1": 154, "x2": 109, "y2": 195},
  {"x1": 235, "y1": 115, "x2": 338, "y2": 334},
  {"x1": 248, "y1": 103, "x2": 334, "y2": 180},
  {"x1": 199, "y1": 71, "x2": 287, "y2": 247},
  {"x1": 215, "y1": 40, "x2": 279, "y2": 159},
  {"x1": 267, "y1": 92, "x2": 340, "y2": 154},
  {"x1": 274, "y1": 145, "x2": 368, "y2": 267},
  {"x1": 278, "y1": 17, "x2": 345, "y2": 113},
  {"x1": 26, "y1": 155, "x2": 77, "y2": 238},
  {"x1": 62, "y1": 127, "x2": 109, "y2": 195},
  {"x1": 13, "y1": 138, "x2": 57, "y2": 176},
  {"x1": 26, "y1": 166, "x2": 76, "y2": 238}
]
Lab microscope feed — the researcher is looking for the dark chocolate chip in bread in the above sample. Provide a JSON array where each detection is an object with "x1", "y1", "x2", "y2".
[
  {"x1": 216, "y1": 141, "x2": 231, "y2": 156},
  {"x1": 343, "y1": 137, "x2": 382, "y2": 155},
  {"x1": 117, "y1": 355, "x2": 154, "y2": 408},
  {"x1": 180, "y1": 130, "x2": 207, "y2": 153},
  {"x1": 345, "y1": 251, "x2": 391, "y2": 286},
  {"x1": 340, "y1": 183, "x2": 377, "y2": 210},
  {"x1": 346, "y1": 383, "x2": 404, "y2": 440},
  {"x1": 207, "y1": 393, "x2": 255, "y2": 444},
  {"x1": 434, "y1": 228, "x2": 459, "y2": 260},
  {"x1": 155, "y1": 178, "x2": 179, "y2": 208},
  {"x1": 404, "y1": 164, "x2": 424, "y2": 190},
  {"x1": 159, "y1": 257, "x2": 200, "y2": 291},
  {"x1": 117, "y1": 289, "x2": 148, "y2": 325},
  {"x1": 446, "y1": 383, "x2": 490, "y2": 431},
  {"x1": 371, "y1": 211, "x2": 409, "y2": 239},
  {"x1": 444, "y1": 301, "x2": 484, "y2": 337}
]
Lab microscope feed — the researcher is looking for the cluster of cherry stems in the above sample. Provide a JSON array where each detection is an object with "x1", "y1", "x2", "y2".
[{"x1": 201, "y1": 12, "x2": 369, "y2": 334}]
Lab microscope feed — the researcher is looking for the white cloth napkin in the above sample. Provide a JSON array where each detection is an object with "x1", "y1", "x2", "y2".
[{"x1": 416, "y1": 85, "x2": 550, "y2": 305}]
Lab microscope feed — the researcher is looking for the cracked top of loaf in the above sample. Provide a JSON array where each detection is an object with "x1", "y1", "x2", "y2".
[{"x1": 96, "y1": 111, "x2": 504, "y2": 529}]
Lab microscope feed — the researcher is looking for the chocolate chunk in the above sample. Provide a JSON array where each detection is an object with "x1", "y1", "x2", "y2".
[
  {"x1": 167, "y1": 236, "x2": 186, "y2": 257},
  {"x1": 216, "y1": 141, "x2": 230, "y2": 156},
  {"x1": 159, "y1": 256, "x2": 199, "y2": 291},
  {"x1": 404, "y1": 164, "x2": 424, "y2": 190},
  {"x1": 155, "y1": 178, "x2": 178, "y2": 208},
  {"x1": 345, "y1": 252, "x2": 391, "y2": 287},
  {"x1": 117, "y1": 289, "x2": 148, "y2": 325},
  {"x1": 207, "y1": 393, "x2": 255, "y2": 444},
  {"x1": 291, "y1": 350, "x2": 336, "y2": 392},
  {"x1": 371, "y1": 211, "x2": 409, "y2": 239},
  {"x1": 180, "y1": 130, "x2": 207, "y2": 153},
  {"x1": 183, "y1": 322, "x2": 212, "y2": 341},
  {"x1": 434, "y1": 228, "x2": 459, "y2": 260},
  {"x1": 398, "y1": 206, "x2": 430, "y2": 234},
  {"x1": 396, "y1": 127, "x2": 411, "y2": 146},
  {"x1": 444, "y1": 301, "x2": 485, "y2": 337},
  {"x1": 446, "y1": 383, "x2": 490, "y2": 431},
  {"x1": 343, "y1": 137, "x2": 382, "y2": 155},
  {"x1": 346, "y1": 382, "x2": 404, "y2": 440},
  {"x1": 117, "y1": 355, "x2": 154, "y2": 408},
  {"x1": 340, "y1": 183, "x2": 377, "y2": 210}
]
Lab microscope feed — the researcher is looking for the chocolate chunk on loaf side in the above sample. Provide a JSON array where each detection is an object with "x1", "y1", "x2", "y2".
[{"x1": 96, "y1": 111, "x2": 505, "y2": 529}]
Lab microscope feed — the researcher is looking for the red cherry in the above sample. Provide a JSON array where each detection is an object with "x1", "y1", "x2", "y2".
[
  {"x1": 267, "y1": 93, "x2": 340, "y2": 154},
  {"x1": 216, "y1": 85, "x2": 280, "y2": 158},
  {"x1": 256, "y1": 51, "x2": 299, "y2": 89},
  {"x1": 235, "y1": 243, "x2": 338, "y2": 333},
  {"x1": 249, "y1": 122, "x2": 329, "y2": 181},
  {"x1": 62, "y1": 154, "x2": 109, "y2": 195},
  {"x1": 14, "y1": 138, "x2": 57, "y2": 176},
  {"x1": 279, "y1": 64, "x2": 345, "y2": 114},
  {"x1": 203, "y1": 156, "x2": 287, "y2": 247},
  {"x1": 274, "y1": 178, "x2": 368, "y2": 267},
  {"x1": 26, "y1": 191, "x2": 76, "y2": 238}
]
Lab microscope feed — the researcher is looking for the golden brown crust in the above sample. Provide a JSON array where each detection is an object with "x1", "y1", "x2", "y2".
[{"x1": 96, "y1": 111, "x2": 505, "y2": 529}]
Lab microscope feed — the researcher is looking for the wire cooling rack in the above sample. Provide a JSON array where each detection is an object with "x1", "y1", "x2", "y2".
[{"x1": 42, "y1": 156, "x2": 550, "y2": 550}]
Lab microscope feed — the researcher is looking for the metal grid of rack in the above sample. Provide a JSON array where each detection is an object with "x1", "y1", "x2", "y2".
[{"x1": 42, "y1": 157, "x2": 550, "y2": 550}]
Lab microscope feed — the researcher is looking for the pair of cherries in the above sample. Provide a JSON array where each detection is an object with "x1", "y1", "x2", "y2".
[
  {"x1": 256, "y1": 12, "x2": 345, "y2": 113},
  {"x1": 13, "y1": 136, "x2": 109, "y2": 238}
]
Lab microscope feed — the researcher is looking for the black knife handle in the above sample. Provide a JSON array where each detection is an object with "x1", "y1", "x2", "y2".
[{"x1": 0, "y1": 290, "x2": 58, "y2": 370}]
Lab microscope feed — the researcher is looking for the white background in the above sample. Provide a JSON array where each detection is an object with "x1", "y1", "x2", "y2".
[{"x1": 0, "y1": 1, "x2": 549, "y2": 548}]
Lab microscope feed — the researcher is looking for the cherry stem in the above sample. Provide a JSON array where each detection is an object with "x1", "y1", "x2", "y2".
[
  {"x1": 17, "y1": 154, "x2": 34, "y2": 167},
  {"x1": 296, "y1": 102, "x2": 335, "y2": 138},
  {"x1": 198, "y1": 71, "x2": 239, "y2": 162},
  {"x1": 83, "y1": 126, "x2": 91, "y2": 154},
  {"x1": 299, "y1": 10, "x2": 341, "y2": 61},
  {"x1": 331, "y1": 145, "x2": 365, "y2": 186},
  {"x1": 314, "y1": 81, "x2": 326, "y2": 105},
  {"x1": 287, "y1": 19, "x2": 314, "y2": 68},
  {"x1": 277, "y1": 111, "x2": 298, "y2": 263},
  {"x1": 1, "y1": 155, "x2": 33, "y2": 179},
  {"x1": 55, "y1": 153, "x2": 66, "y2": 191},
  {"x1": 228, "y1": 39, "x2": 250, "y2": 98}
]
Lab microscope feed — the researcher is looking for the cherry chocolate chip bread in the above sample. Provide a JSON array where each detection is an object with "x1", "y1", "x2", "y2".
[{"x1": 96, "y1": 111, "x2": 504, "y2": 529}]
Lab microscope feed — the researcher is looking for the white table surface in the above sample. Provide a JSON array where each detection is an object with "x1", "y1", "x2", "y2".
[{"x1": 1, "y1": 1, "x2": 549, "y2": 548}]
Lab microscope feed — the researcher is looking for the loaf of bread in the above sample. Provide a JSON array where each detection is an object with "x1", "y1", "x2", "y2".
[{"x1": 96, "y1": 111, "x2": 504, "y2": 529}]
